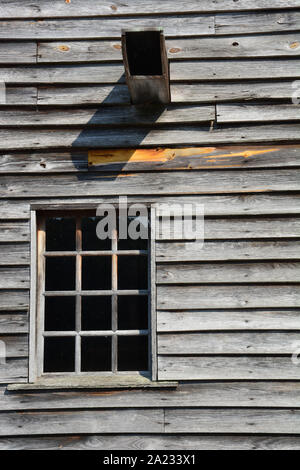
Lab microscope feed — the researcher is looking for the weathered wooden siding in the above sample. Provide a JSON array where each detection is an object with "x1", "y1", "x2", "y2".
[{"x1": 0, "y1": 0, "x2": 300, "y2": 450}]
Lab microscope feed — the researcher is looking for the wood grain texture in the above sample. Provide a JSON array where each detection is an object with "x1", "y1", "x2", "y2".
[
  {"x1": 158, "y1": 332, "x2": 300, "y2": 354},
  {"x1": 38, "y1": 34, "x2": 300, "y2": 63},
  {"x1": 1, "y1": 87, "x2": 37, "y2": 105},
  {"x1": 0, "y1": 267, "x2": 29, "y2": 289},
  {"x1": 0, "y1": 313, "x2": 28, "y2": 334},
  {"x1": 0, "y1": 16, "x2": 214, "y2": 40},
  {"x1": 0, "y1": 153, "x2": 88, "y2": 173},
  {"x1": 157, "y1": 309, "x2": 300, "y2": 332},
  {"x1": 0, "y1": 291, "x2": 29, "y2": 311},
  {"x1": 2, "y1": 382, "x2": 300, "y2": 410},
  {"x1": 217, "y1": 104, "x2": 300, "y2": 123},
  {"x1": 1, "y1": 1, "x2": 298, "y2": 18},
  {"x1": 0, "y1": 434, "x2": 300, "y2": 450},
  {"x1": 0, "y1": 335, "x2": 28, "y2": 358},
  {"x1": 157, "y1": 217, "x2": 300, "y2": 240},
  {"x1": 157, "y1": 285, "x2": 300, "y2": 309},
  {"x1": 0, "y1": 42, "x2": 36, "y2": 64},
  {"x1": 0, "y1": 244, "x2": 29, "y2": 266},
  {"x1": 1, "y1": 170, "x2": 300, "y2": 198},
  {"x1": 157, "y1": 240, "x2": 300, "y2": 262},
  {"x1": 165, "y1": 409, "x2": 300, "y2": 433},
  {"x1": 0, "y1": 222, "x2": 29, "y2": 242},
  {"x1": 157, "y1": 262, "x2": 300, "y2": 284},
  {"x1": 158, "y1": 356, "x2": 300, "y2": 380},
  {"x1": 0, "y1": 358, "x2": 28, "y2": 384},
  {"x1": 0, "y1": 409, "x2": 164, "y2": 436}
]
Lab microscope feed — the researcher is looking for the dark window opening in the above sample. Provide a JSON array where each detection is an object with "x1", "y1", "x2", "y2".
[
  {"x1": 44, "y1": 296, "x2": 76, "y2": 331},
  {"x1": 125, "y1": 31, "x2": 162, "y2": 76},
  {"x1": 118, "y1": 336, "x2": 148, "y2": 371},
  {"x1": 44, "y1": 337, "x2": 75, "y2": 372},
  {"x1": 81, "y1": 336, "x2": 111, "y2": 372}
]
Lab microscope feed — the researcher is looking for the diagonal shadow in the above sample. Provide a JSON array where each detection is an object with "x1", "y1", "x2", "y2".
[{"x1": 71, "y1": 73, "x2": 167, "y2": 180}]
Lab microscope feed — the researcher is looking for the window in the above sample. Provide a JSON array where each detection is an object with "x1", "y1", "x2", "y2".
[{"x1": 29, "y1": 208, "x2": 156, "y2": 385}]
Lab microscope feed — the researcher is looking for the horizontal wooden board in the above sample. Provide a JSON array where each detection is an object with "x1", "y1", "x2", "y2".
[
  {"x1": 0, "y1": 358, "x2": 28, "y2": 384},
  {"x1": 2, "y1": 87, "x2": 36, "y2": 105},
  {"x1": 2, "y1": 382, "x2": 300, "y2": 410},
  {"x1": 0, "y1": 434, "x2": 300, "y2": 450},
  {"x1": 0, "y1": 291, "x2": 29, "y2": 311},
  {"x1": 1, "y1": 124, "x2": 300, "y2": 150},
  {"x1": 0, "y1": 16, "x2": 214, "y2": 40},
  {"x1": 157, "y1": 217, "x2": 300, "y2": 240},
  {"x1": 158, "y1": 356, "x2": 300, "y2": 380},
  {"x1": 88, "y1": 145, "x2": 300, "y2": 172},
  {"x1": 217, "y1": 104, "x2": 300, "y2": 123},
  {"x1": 157, "y1": 285, "x2": 300, "y2": 309},
  {"x1": 2, "y1": 61, "x2": 300, "y2": 84},
  {"x1": 0, "y1": 267, "x2": 30, "y2": 289},
  {"x1": 215, "y1": 11, "x2": 300, "y2": 35},
  {"x1": 157, "y1": 240, "x2": 300, "y2": 262},
  {"x1": 158, "y1": 332, "x2": 300, "y2": 354},
  {"x1": 0, "y1": 105, "x2": 215, "y2": 127},
  {"x1": 0, "y1": 335, "x2": 28, "y2": 358},
  {"x1": 38, "y1": 34, "x2": 300, "y2": 62},
  {"x1": 165, "y1": 409, "x2": 300, "y2": 434},
  {"x1": 0, "y1": 409, "x2": 164, "y2": 436},
  {"x1": 2, "y1": 170, "x2": 300, "y2": 198},
  {"x1": 0, "y1": 222, "x2": 29, "y2": 242},
  {"x1": 1, "y1": 1, "x2": 298, "y2": 18},
  {"x1": 0, "y1": 244, "x2": 29, "y2": 266},
  {"x1": 0, "y1": 152, "x2": 88, "y2": 173},
  {"x1": 0, "y1": 313, "x2": 28, "y2": 334},
  {"x1": 38, "y1": 81, "x2": 297, "y2": 105},
  {"x1": 157, "y1": 309, "x2": 300, "y2": 331},
  {"x1": 0, "y1": 42, "x2": 36, "y2": 64},
  {"x1": 1, "y1": 194, "x2": 300, "y2": 220},
  {"x1": 157, "y1": 262, "x2": 300, "y2": 284}
]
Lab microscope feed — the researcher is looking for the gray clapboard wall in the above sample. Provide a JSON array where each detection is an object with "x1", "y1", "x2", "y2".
[{"x1": 0, "y1": 0, "x2": 300, "y2": 450}]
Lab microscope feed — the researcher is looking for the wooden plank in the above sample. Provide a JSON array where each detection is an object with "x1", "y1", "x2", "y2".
[
  {"x1": 158, "y1": 356, "x2": 300, "y2": 380},
  {"x1": 157, "y1": 309, "x2": 300, "y2": 332},
  {"x1": 3, "y1": 60, "x2": 300, "y2": 85},
  {"x1": 157, "y1": 285, "x2": 300, "y2": 309},
  {"x1": 0, "y1": 313, "x2": 28, "y2": 334},
  {"x1": 88, "y1": 145, "x2": 300, "y2": 172},
  {"x1": 165, "y1": 409, "x2": 300, "y2": 434},
  {"x1": 158, "y1": 332, "x2": 300, "y2": 355},
  {"x1": 2, "y1": 382, "x2": 300, "y2": 410},
  {"x1": 38, "y1": 34, "x2": 300, "y2": 62},
  {"x1": 0, "y1": 267, "x2": 30, "y2": 289},
  {"x1": 217, "y1": 104, "x2": 300, "y2": 123},
  {"x1": 1, "y1": 1, "x2": 299, "y2": 18},
  {"x1": 0, "y1": 358, "x2": 28, "y2": 384},
  {"x1": 1, "y1": 170, "x2": 300, "y2": 199},
  {"x1": 215, "y1": 11, "x2": 300, "y2": 35},
  {"x1": 157, "y1": 240, "x2": 300, "y2": 262},
  {"x1": 0, "y1": 222, "x2": 29, "y2": 242},
  {"x1": 0, "y1": 153, "x2": 88, "y2": 173},
  {"x1": 0, "y1": 16, "x2": 214, "y2": 40},
  {"x1": 158, "y1": 217, "x2": 300, "y2": 240},
  {"x1": 0, "y1": 42, "x2": 36, "y2": 64},
  {"x1": 1, "y1": 87, "x2": 36, "y2": 105},
  {"x1": 0, "y1": 335, "x2": 28, "y2": 358},
  {"x1": 157, "y1": 262, "x2": 300, "y2": 284},
  {"x1": 0, "y1": 105, "x2": 215, "y2": 127},
  {"x1": 1, "y1": 124, "x2": 300, "y2": 150},
  {"x1": 0, "y1": 434, "x2": 300, "y2": 450},
  {"x1": 0, "y1": 291, "x2": 29, "y2": 311},
  {"x1": 0, "y1": 409, "x2": 164, "y2": 436},
  {"x1": 0, "y1": 244, "x2": 29, "y2": 266},
  {"x1": 38, "y1": 81, "x2": 297, "y2": 105}
]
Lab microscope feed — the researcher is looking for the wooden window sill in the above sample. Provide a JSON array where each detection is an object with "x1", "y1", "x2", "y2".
[{"x1": 7, "y1": 375, "x2": 177, "y2": 391}]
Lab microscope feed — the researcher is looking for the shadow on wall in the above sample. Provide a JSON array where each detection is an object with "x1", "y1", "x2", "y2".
[{"x1": 71, "y1": 73, "x2": 167, "y2": 179}]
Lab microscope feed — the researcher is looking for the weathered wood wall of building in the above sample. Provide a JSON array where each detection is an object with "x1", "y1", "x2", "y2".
[{"x1": 0, "y1": 0, "x2": 300, "y2": 449}]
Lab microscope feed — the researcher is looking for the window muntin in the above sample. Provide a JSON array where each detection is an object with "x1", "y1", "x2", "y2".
[{"x1": 37, "y1": 211, "x2": 151, "y2": 377}]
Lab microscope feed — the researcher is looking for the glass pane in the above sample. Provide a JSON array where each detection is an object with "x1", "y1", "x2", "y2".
[
  {"x1": 44, "y1": 337, "x2": 75, "y2": 372},
  {"x1": 82, "y1": 216, "x2": 111, "y2": 251},
  {"x1": 81, "y1": 336, "x2": 111, "y2": 371},
  {"x1": 118, "y1": 295, "x2": 148, "y2": 330},
  {"x1": 118, "y1": 255, "x2": 148, "y2": 290},
  {"x1": 82, "y1": 256, "x2": 111, "y2": 290},
  {"x1": 44, "y1": 296, "x2": 76, "y2": 331},
  {"x1": 118, "y1": 336, "x2": 148, "y2": 371},
  {"x1": 46, "y1": 217, "x2": 76, "y2": 251},
  {"x1": 45, "y1": 257, "x2": 76, "y2": 291},
  {"x1": 82, "y1": 296, "x2": 111, "y2": 330}
]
